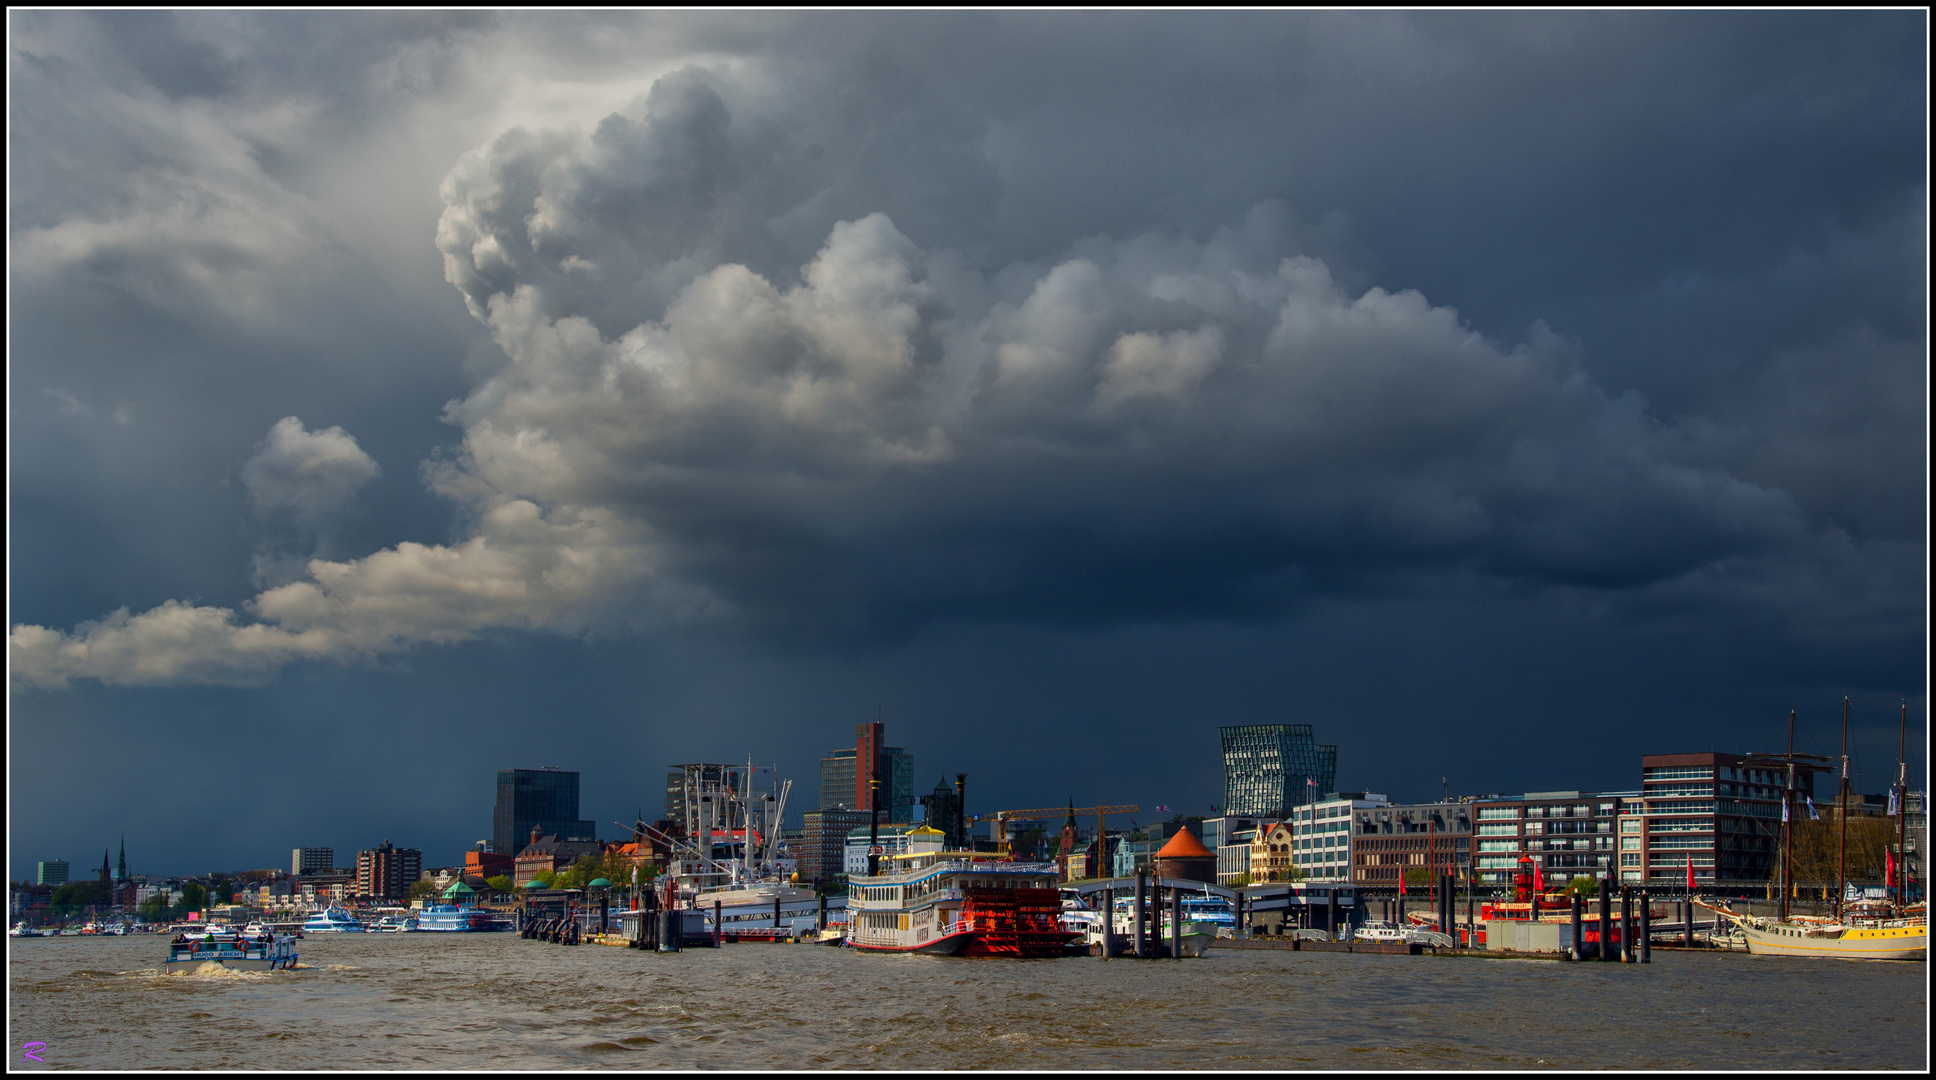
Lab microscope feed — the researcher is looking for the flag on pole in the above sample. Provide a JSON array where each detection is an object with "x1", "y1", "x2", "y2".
[
  {"x1": 1886, "y1": 849, "x2": 1896, "y2": 889},
  {"x1": 1398, "y1": 868, "x2": 1406, "y2": 896},
  {"x1": 1532, "y1": 859, "x2": 1544, "y2": 893},
  {"x1": 1156, "y1": 804, "x2": 1171, "y2": 813},
  {"x1": 1781, "y1": 798, "x2": 1790, "y2": 823},
  {"x1": 1888, "y1": 789, "x2": 1900, "y2": 817},
  {"x1": 1686, "y1": 854, "x2": 1695, "y2": 890},
  {"x1": 1807, "y1": 796, "x2": 1820, "y2": 820}
]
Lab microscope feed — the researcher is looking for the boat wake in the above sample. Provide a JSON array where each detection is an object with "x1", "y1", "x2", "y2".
[{"x1": 149, "y1": 963, "x2": 274, "y2": 981}]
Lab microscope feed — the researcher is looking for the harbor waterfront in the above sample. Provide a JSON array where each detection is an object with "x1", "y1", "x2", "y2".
[{"x1": 7, "y1": 933, "x2": 1925, "y2": 1070}]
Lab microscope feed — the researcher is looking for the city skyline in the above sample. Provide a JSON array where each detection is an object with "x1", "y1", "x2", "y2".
[{"x1": 9, "y1": 12, "x2": 1926, "y2": 880}]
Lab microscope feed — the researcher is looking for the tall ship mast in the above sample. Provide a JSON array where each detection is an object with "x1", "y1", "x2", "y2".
[
  {"x1": 633, "y1": 759, "x2": 831, "y2": 938},
  {"x1": 1703, "y1": 700, "x2": 1927, "y2": 961}
]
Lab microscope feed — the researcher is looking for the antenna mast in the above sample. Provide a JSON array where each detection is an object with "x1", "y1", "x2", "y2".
[
  {"x1": 1836, "y1": 695, "x2": 1850, "y2": 919},
  {"x1": 1782, "y1": 709, "x2": 1795, "y2": 922}
]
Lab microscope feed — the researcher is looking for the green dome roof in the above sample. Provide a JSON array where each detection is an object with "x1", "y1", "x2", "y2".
[
  {"x1": 587, "y1": 878, "x2": 613, "y2": 888},
  {"x1": 522, "y1": 880, "x2": 548, "y2": 889},
  {"x1": 441, "y1": 881, "x2": 476, "y2": 897}
]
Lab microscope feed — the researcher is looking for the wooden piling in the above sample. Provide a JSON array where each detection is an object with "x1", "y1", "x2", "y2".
[
  {"x1": 1620, "y1": 887, "x2": 1634, "y2": 963},
  {"x1": 1639, "y1": 889, "x2": 1651, "y2": 963},
  {"x1": 1599, "y1": 872, "x2": 1614, "y2": 962}
]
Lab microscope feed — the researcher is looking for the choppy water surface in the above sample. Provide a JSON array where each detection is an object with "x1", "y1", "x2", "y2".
[{"x1": 8, "y1": 934, "x2": 1926, "y2": 1070}]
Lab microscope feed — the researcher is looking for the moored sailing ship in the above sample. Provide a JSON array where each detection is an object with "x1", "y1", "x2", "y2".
[{"x1": 1701, "y1": 700, "x2": 1927, "y2": 961}]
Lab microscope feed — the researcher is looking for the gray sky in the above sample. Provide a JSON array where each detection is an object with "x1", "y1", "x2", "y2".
[{"x1": 8, "y1": 11, "x2": 1925, "y2": 879}]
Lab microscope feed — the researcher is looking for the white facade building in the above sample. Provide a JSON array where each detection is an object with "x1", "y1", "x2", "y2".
[{"x1": 1291, "y1": 793, "x2": 1389, "y2": 882}]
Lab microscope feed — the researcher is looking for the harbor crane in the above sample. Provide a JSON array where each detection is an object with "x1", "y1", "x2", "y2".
[{"x1": 978, "y1": 803, "x2": 1141, "y2": 861}]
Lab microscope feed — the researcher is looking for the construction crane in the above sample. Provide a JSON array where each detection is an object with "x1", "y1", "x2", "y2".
[{"x1": 978, "y1": 804, "x2": 1141, "y2": 861}]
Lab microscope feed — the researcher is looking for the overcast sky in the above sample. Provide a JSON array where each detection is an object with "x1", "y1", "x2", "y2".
[{"x1": 8, "y1": 11, "x2": 1926, "y2": 880}]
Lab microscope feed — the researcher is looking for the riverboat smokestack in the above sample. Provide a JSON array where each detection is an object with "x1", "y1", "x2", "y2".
[{"x1": 868, "y1": 778, "x2": 882, "y2": 876}]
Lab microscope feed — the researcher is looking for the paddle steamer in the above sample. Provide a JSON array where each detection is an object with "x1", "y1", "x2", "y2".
[{"x1": 846, "y1": 828, "x2": 1082, "y2": 957}]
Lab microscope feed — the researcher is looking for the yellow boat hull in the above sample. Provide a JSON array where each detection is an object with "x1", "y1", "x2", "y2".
[{"x1": 1742, "y1": 922, "x2": 1926, "y2": 960}]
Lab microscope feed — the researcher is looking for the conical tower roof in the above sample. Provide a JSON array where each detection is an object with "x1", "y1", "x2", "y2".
[{"x1": 1155, "y1": 828, "x2": 1214, "y2": 859}]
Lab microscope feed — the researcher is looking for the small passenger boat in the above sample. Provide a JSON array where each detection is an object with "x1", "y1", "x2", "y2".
[{"x1": 164, "y1": 927, "x2": 298, "y2": 972}]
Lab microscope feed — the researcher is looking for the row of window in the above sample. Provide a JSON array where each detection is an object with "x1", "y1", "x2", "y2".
[{"x1": 1643, "y1": 783, "x2": 1716, "y2": 798}]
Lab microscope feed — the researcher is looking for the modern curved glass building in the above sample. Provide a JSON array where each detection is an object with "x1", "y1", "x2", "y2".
[{"x1": 1219, "y1": 724, "x2": 1337, "y2": 819}]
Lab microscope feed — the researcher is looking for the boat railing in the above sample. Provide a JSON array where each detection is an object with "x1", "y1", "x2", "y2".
[{"x1": 854, "y1": 859, "x2": 1057, "y2": 883}]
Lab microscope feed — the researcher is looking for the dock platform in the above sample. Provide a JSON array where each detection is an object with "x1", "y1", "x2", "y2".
[{"x1": 1210, "y1": 938, "x2": 1567, "y2": 960}]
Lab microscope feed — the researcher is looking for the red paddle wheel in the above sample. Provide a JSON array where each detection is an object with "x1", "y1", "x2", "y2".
[{"x1": 957, "y1": 887, "x2": 1084, "y2": 957}]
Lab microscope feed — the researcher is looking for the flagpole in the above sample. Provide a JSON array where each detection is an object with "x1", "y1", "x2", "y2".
[{"x1": 1897, "y1": 699, "x2": 1908, "y2": 909}]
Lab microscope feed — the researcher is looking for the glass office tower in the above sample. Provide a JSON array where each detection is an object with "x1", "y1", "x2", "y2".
[
  {"x1": 493, "y1": 768, "x2": 597, "y2": 857},
  {"x1": 1219, "y1": 724, "x2": 1338, "y2": 819}
]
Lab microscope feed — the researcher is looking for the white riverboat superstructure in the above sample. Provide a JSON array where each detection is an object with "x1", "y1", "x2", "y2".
[{"x1": 415, "y1": 904, "x2": 494, "y2": 932}]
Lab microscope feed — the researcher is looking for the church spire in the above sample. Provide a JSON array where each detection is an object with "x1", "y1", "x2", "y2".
[
  {"x1": 117, "y1": 834, "x2": 128, "y2": 882},
  {"x1": 100, "y1": 848, "x2": 112, "y2": 883}
]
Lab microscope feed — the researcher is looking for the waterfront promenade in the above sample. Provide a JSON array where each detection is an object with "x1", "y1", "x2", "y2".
[{"x1": 8, "y1": 932, "x2": 1925, "y2": 1069}]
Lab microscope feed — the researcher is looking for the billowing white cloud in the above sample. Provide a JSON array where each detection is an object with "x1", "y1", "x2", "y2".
[
  {"x1": 242, "y1": 416, "x2": 381, "y2": 523},
  {"x1": 10, "y1": 151, "x2": 1807, "y2": 689}
]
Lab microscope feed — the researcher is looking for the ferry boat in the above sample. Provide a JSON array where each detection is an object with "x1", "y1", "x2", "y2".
[
  {"x1": 9, "y1": 922, "x2": 46, "y2": 938},
  {"x1": 1180, "y1": 892, "x2": 1236, "y2": 938},
  {"x1": 301, "y1": 908, "x2": 367, "y2": 933},
  {"x1": 846, "y1": 837, "x2": 1082, "y2": 957},
  {"x1": 372, "y1": 914, "x2": 420, "y2": 933},
  {"x1": 164, "y1": 927, "x2": 297, "y2": 973},
  {"x1": 415, "y1": 904, "x2": 495, "y2": 932}
]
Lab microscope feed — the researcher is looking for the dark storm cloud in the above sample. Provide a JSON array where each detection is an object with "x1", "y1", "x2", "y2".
[
  {"x1": 7, "y1": 12, "x2": 1923, "y2": 875},
  {"x1": 13, "y1": 11, "x2": 1922, "y2": 689}
]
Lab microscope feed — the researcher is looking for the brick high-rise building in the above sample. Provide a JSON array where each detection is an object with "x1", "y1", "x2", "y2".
[
  {"x1": 1624, "y1": 751, "x2": 1818, "y2": 889},
  {"x1": 818, "y1": 724, "x2": 914, "y2": 823},
  {"x1": 1470, "y1": 791, "x2": 1629, "y2": 888},
  {"x1": 799, "y1": 809, "x2": 870, "y2": 886},
  {"x1": 355, "y1": 841, "x2": 422, "y2": 901}
]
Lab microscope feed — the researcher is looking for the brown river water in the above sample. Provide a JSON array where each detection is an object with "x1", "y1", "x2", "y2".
[{"x1": 7, "y1": 933, "x2": 1926, "y2": 1070}]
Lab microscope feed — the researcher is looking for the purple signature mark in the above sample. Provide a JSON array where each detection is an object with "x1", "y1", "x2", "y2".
[{"x1": 22, "y1": 1042, "x2": 48, "y2": 1063}]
